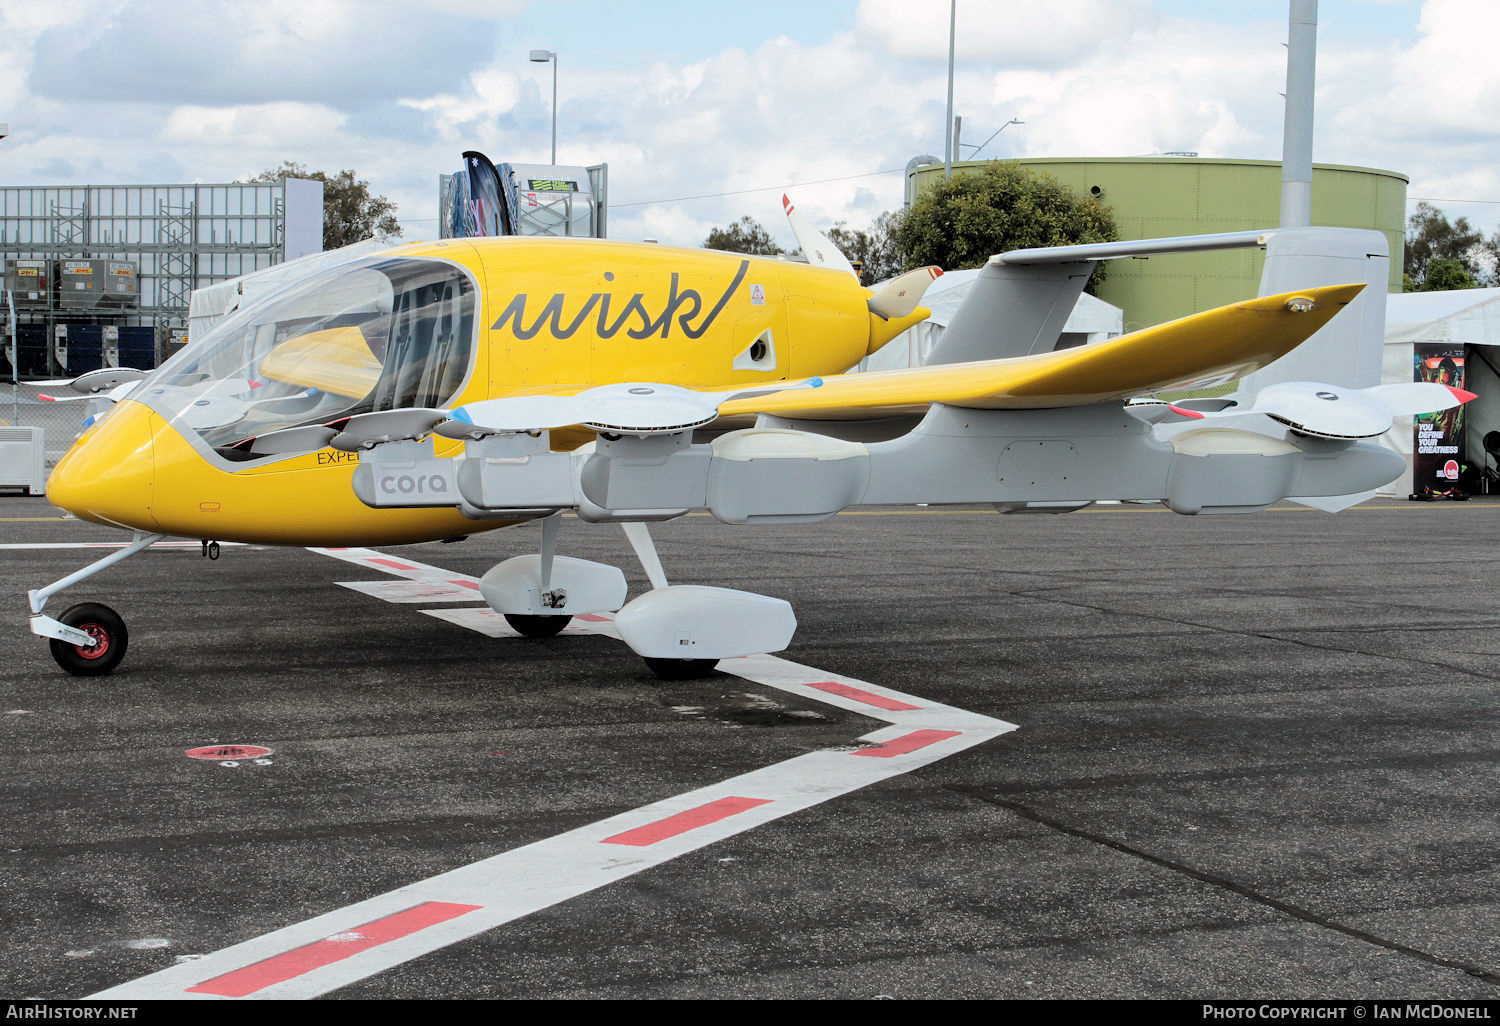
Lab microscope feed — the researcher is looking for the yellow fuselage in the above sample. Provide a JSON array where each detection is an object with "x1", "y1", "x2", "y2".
[{"x1": 47, "y1": 238, "x2": 926, "y2": 545}]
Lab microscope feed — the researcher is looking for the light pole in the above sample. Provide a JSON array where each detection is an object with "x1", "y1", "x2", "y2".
[
  {"x1": 529, "y1": 50, "x2": 558, "y2": 165},
  {"x1": 959, "y1": 118, "x2": 1024, "y2": 160},
  {"x1": 943, "y1": 0, "x2": 955, "y2": 178}
]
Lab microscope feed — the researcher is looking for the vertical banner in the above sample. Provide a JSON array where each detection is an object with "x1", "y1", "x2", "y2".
[{"x1": 1413, "y1": 343, "x2": 1467, "y2": 491}]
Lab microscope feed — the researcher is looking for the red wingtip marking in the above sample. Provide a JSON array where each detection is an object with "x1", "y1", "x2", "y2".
[
  {"x1": 1166, "y1": 404, "x2": 1206, "y2": 419},
  {"x1": 1447, "y1": 386, "x2": 1478, "y2": 404}
]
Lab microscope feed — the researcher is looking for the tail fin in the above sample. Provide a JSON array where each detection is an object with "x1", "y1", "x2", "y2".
[{"x1": 1233, "y1": 227, "x2": 1389, "y2": 397}]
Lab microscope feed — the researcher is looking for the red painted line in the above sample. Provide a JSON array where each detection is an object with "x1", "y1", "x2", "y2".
[
  {"x1": 448, "y1": 579, "x2": 480, "y2": 590},
  {"x1": 602, "y1": 797, "x2": 772, "y2": 847},
  {"x1": 853, "y1": 729, "x2": 962, "y2": 759},
  {"x1": 185, "y1": 901, "x2": 482, "y2": 997},
  {"x1": 369, "y1": 558, "x2": 419, "y2": 571},
  {"x1": 804, "y1": 680, "x2": 920, "y2": 712},
  {"x1": 574, "y1": 613, "x2": 613, "y2": 623}
]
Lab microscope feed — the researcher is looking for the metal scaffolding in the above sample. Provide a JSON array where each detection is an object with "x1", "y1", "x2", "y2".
[{"x1": 0, "y1": 180, "x2": 322, "y2": 375}]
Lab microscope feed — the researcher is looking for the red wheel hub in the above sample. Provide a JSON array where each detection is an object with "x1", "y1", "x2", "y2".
[{"x1": 75, "y1": 623, "x2": 110, "y2": 660}]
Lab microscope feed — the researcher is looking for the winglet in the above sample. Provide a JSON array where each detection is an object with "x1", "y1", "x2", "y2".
[{"x1": 782, "y1": 194, "x2": 857, "y2": 277}]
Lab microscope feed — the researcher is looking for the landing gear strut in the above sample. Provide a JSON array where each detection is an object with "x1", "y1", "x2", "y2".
[{"x1": 28, "y1": 531, "x2": 163, "y2": 677}]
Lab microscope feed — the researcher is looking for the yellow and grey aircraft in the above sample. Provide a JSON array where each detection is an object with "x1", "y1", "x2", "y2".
[{"x1": 25, "y1": 212, "x2": 1472, "y2": 678}]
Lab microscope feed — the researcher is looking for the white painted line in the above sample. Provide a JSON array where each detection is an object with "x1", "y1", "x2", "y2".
[
  {"x1": 336, "y1": 580, "x2": 485, "y2": 604},
  {"x1": 87, "y1": 547, "x2": 1016, "y2": 1000}
]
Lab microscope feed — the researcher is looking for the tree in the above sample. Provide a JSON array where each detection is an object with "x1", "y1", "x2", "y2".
[
  {"x1": 1404, "y1": 201, "x2": 1485, "y2": 291},
  {"x1": 828, "y1": 211, "x2": 903, "y2": 284},
  {"x1": 703, "y1": 216, "x2": 784, "y2": 255},
  {"x1": 249, "y1": 161, "x2": 401, "y2": 251},
  {"x1": 1417, "y1": 257, "x2": 1480, "y2": 292},
  {"x1": 892, "y1": 161, "x2": 1118, "y2": 290}
]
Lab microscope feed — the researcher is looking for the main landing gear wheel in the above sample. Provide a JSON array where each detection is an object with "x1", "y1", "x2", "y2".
[
  {"x1": 643, "y1": 657, "x2": 720, "y2": 681},
  {"x1": 503, "y1": 613, "x2": 572, "y2": 638},
  {"x1": 48, "y1": 602, "x2": 128, "y2": 677}
]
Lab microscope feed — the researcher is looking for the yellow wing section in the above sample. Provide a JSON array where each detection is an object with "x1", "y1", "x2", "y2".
[
  {"x1": 720, "y1": 284, "x2": 1365, "y2": 420},
  {"x1": 259, "y1": 326, "x2": 383, "y2": 398}
]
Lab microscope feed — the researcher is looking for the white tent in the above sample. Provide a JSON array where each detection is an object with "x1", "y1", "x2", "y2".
[
  {"x1": 1378, "y1": 288, "x2": 1500, "y2": 495},
  {"x1": 861, "y1": 268, "x2": 1124, "y2": 372}
]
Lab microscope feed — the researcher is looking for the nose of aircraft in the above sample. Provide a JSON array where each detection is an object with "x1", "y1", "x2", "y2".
[{"x1": 46, "y1": 400, "x2": 159, "y2": 532}]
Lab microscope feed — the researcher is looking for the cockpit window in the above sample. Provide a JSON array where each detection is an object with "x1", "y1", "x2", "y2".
[{"x1": 134, "y1": 256, "x2": 476, "y2": 457}]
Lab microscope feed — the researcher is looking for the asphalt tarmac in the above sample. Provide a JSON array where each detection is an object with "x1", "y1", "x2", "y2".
[{"x1": 1, "y1": 492, "x2": 1498, "y2": 1000}]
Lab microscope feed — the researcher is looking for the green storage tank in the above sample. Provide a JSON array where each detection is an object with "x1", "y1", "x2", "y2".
[{"x1": 910, "y1": 157, "x2": 1408, "y2": 333}]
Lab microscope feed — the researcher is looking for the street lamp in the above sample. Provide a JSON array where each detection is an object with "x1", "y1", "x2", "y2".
[
  {"x1": 529, "y1": 49, "x2": 558, "y2": 165},
  {"x1": 959, "y1": 118, "x2": 1024, "y2": 160}
]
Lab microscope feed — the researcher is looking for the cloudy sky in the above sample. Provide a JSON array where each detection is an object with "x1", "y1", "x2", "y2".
[{"x1": 1, "y1": 0, "x2": 1495, "y2": 250}]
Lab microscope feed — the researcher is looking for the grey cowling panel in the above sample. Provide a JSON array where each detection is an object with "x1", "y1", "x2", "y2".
[
  {"x1": 351, "y1": 437, "x2": 460, "y2": 509},
  {"x1": 580, "y1": 435, "x2": 712, "y2": 512},
  {"x1": 861, "y1": 404, "x2": 1175, "y2": 505},
  {"x1": 454, "y1": 432, "x2": 575, "y2": 511},
  {"x1": 922, "y1": 259, "x2": 1095, "y2": 365},
  {"x1": 705, "y1": 430, "x2": 870, "y2": 524}
]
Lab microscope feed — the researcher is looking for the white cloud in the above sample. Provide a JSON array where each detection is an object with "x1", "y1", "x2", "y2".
[{"x1": 2, "y1": 0, "x2": 1498, "y2": 253}]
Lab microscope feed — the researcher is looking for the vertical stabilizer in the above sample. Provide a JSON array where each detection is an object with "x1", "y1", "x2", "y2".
[
  {"x1": 923, "y1": 258, "x2": 1094, "y2": 365},
  {"x1": 1234, "y1": 227, "x2": 1388, "y2": 396}
]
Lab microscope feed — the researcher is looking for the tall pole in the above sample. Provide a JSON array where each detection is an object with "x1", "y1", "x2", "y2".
[
  {"x1": 530, "y1": 50, "x2": 559, "y2": 165},
  {"x1": 944, "y1": 0, "x2": 956, "y2": 178},
  {"x1": 7, "y1": 290, "x2": 18, "y2": 429},
  {"x1": 1280, "y1": 0, "x2": 1317, "y2": 228}
]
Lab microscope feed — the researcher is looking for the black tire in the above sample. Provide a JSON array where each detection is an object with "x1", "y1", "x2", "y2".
[
  {"x1": 643, "y1": 657, "x2": 719, "y2": 680},
  {"x1": 48, "y1": 602, "x2": 128, "y2": 677},
  {"x1": 503, "y1": 613, "x2": 571, "y2": 638}
]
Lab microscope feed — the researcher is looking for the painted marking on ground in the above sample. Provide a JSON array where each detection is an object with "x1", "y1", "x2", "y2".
[
  {"x1": 602, "y1": 797, "x2": 775, "y2": 847},
  {"x1": 335, "y1": 579, "x2": 486, "y2": 604},
  {"x1": 184, "y1": 902, "x2": 482, "y2": 998},
  {"x1": 88, "y1": 547, "x2": 1015, "y2": 1000},
  {"x1": 804, "y1": 680, "x2": 922, "y2": 712}
]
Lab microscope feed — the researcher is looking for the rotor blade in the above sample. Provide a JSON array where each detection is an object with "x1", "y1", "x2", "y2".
[
  {"x1": 1198, "y1": 381, "x2": 1477, "y2": 440},
  {"x1": 450, "y1": 379, "x2": 825, "y2": 436},
  {"x1": 782, "y1": 194, "x2": 856, "y2": 276},
  {"x1": 867, "y1": 266, "x2": 943, "y2": 321}
]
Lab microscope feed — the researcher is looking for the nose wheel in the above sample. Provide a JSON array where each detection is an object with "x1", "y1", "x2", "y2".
[{"x1": 48, "y1": 602, "x2": 129, "y2": 677}]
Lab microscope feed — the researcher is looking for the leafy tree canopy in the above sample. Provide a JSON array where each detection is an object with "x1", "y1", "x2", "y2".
[
  {"x1": 892, "y1": 161, "x2": 1118, "y2": 290},
  {"x1": 828, "y1": 211, "x2": 903, "y2": 284},
  {"x1": 248, "y1": 161, "x2": 401, "y2": 251},
  {"x1": 1403, "y1": 201, "x2": 1487, "y2": 290},
  {"x1": 703, "y1": 216, "x2": 784, "y2": 255},
  {"x1": 1416, "y1": 257, "x2": 1480, "y2": 292}
]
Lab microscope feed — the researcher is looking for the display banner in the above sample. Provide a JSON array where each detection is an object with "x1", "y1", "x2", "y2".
[
  {"x1": 462, "y1": 151, "x2": 507, "y2": 237},
  {"x1": 1413, "y1": 342, "x2": 1467, "y2": 490}
]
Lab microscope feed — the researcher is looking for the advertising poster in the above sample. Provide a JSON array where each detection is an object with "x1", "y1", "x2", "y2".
[{"x1": 1413, "y1": 343, "x2": 1467, "y2": 491}]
